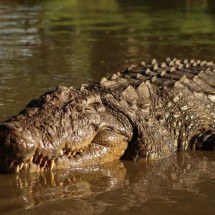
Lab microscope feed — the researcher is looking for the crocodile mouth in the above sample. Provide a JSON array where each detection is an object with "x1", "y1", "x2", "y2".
[{"x1": 0, "y1": 129, "x2": 128, "y2": 173}]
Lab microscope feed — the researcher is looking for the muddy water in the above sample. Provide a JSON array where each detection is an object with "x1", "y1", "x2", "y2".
[{"x1": 0, "y1": 0, "x2": 214, "y2": 214}]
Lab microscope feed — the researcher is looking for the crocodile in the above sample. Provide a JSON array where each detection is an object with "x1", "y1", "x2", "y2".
[
  {"x1": 0, "y1": 58, "x2": 214, "y2": 173},
  {"x1": 9, "y1": 152, "x2": 215, "y2": 210}
]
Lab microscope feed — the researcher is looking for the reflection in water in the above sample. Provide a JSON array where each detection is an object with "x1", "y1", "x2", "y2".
[
  {"x1": 0, "y1": 0, "x2": 215, "y2": 214},
  {"x1": 0, "y1": 161, "x2": 127, "y2": 214},
  {"x1": 0, "y1": 152, "x2": 214, "y2": 214}
]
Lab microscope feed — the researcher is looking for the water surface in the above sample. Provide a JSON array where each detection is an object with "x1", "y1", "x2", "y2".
[{"x1": 0, "y1": 0, "x2": 215, "y2": 214}]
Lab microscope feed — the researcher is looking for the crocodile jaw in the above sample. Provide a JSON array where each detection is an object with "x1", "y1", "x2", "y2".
[{"x1": 0, "y1": 128, "x2": 128, "y2": 173}]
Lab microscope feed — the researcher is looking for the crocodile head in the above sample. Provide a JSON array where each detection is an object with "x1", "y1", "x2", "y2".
[{"x1": 0, "y1": 86, "x2": 130, "y2": 173}]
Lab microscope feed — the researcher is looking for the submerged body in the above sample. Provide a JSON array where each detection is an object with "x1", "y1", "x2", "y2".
[{"x1": 0, "y1": 58, "x2": 214, "y2": 173}]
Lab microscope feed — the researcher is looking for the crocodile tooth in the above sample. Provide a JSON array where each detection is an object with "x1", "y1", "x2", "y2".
[
  {"x1": 50, "y1": 160, "x2": 55, "y2": 170},
  {"x1": 43, "y1": 160, "x2": 47, "y2": 168},
  {"x1": 29, "y1": 157, "x2": 33, "y2": 163},
  {"x1": 33, "y1": 155, "x2": 38, "y2": 163},
  {"x1": 15, "y1": 166, "x2": 20, "y2": 173},
  {"x1": 23, "y1": 163, "x2": 28, "y2": 171},
  {"x1": 67, "y1": 151, "x2": 72, "y2": 157},
  {"x1": 40, "y1": 160, "x2": 47, "y2": 171},
  {"x1": 19, "y1": 163, "x2": 24, "y2": 170}
]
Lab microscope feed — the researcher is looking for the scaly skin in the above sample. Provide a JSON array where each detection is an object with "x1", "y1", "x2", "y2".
[{"x1": 0, "y1": 58, "x2": 214, "y2": 173}]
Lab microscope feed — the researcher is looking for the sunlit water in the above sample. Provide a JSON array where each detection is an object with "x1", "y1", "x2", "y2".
[{"x1": 0, "y1": 0, "x2": 215, "y2": 214}]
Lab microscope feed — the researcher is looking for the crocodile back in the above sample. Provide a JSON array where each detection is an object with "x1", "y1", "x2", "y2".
[{"x1": 98, "y1": 58, "x2": 215, "y2": 159}]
